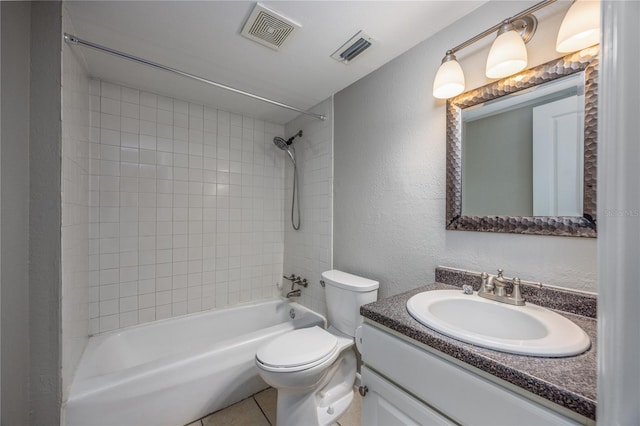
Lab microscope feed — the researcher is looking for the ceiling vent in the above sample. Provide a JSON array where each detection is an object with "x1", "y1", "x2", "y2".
[
  {"x1": 241, "y1": 3, "x2": 300, "y2": 51},
  {"x1": 331, "y1": 31, "x2": 374, "y2": 64}
]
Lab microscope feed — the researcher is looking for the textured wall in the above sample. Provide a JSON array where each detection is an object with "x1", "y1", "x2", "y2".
[
  {"x1": 29, "y1": 2, "x2": 63, "y2": 423},
  {"x1": 334, "y1": 0, "x2": 597, "y2": 297},
  {"x1": 0, "y1": 3, "x2": 31, "y2": 424},
  {"x1": 0, "y1": 4, "x2": 3, "y2": 417},
  {"x1": 89, "y1": 80, "x2": 285, "y2": 333},
  {"x1": 61, "y1": 8, "x2": 91, "y2": 400},
  {"x1": 283, "y1": 98, "x2": 333, "y2": 317}
]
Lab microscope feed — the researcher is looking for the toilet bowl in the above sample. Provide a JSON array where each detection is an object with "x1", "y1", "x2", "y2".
[
  {"x1": 256, "y1": 326, "x2": 356, "y2": 426},
  {"x1": 255, "y1": 270, "x2": 378, "y2": 426}
]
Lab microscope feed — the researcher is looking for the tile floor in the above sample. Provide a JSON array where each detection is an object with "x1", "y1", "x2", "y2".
[{"x1": 186, "y1": 387, "x2": 361, "y2": 426}]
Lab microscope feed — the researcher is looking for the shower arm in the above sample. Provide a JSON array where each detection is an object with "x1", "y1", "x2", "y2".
[{"x1": 63, "y1": 33, "x2": 327, "y2": 121}]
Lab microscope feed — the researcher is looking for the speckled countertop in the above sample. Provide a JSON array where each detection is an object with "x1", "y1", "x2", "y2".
[{"x1": 360, "y1": 282, "x2": 597, "y2": 421}]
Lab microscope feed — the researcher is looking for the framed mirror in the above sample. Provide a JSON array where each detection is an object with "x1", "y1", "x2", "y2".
[{"x1": 446, "y1": 47, "x2": 598, "y2": 237}]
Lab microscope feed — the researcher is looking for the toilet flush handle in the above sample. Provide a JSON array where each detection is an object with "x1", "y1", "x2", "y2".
[{"x1": 358, "y1": 386, "x2": 368, "y2": 397}]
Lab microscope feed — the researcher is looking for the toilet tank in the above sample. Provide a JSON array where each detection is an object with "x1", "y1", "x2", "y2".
[{"x1": 322, "y1": 270, "x2": 379, "y2": 337}]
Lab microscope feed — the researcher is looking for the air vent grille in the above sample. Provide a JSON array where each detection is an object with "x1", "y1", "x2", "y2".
[
  {"x1": 331, "y1": 31, "x2": 374, "y2": 64},
  {"x1": 241, "y1": 3, "x2": 300, "y2": 51}
]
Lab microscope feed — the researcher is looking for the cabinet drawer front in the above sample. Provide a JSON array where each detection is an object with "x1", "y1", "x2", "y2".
[
  {"x1": 362, "y1": 324, "x2": 580, "y2": 425},
  {"x1": 362, "y1": 366, "x2": 455, "y2": 426}
]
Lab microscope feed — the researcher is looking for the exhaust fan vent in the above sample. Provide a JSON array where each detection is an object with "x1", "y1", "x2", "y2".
[
  {"x1": 241, "y1": 3, "x2": 300, "y2": 51},
  {"x1": 331, "y1": 31, "x2": 374, "y2": 64}
]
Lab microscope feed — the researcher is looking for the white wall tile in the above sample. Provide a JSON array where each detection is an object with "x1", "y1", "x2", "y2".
[
  {"x1": 91, "y1": 80, "x2": 284, "y2": 331},
  {"x1": 283, "y1": 99, "x2": 333, "y2": 317},
  {"x1": 100, "y1": 82, "x2": 120, "y2": 101},
  {"x1": 121, "y1": 87, "x2": 139, "y2": 105},
  {"x1": 61, "y1": 20, "x2": 91, "y2": 399}
]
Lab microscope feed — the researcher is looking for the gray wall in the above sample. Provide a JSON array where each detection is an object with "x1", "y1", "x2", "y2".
[
  {"x1": 0, "y1": 2, "x2": 3, "y2": 415},
  {"x1": 463, "y1": 106, "x2": 533, "y2": 216},
  {"x1": 0, "y1": 2, "x2": 62, "y2": 424},
  {"x1": 1, "y1": 3, "x2": 31, "y2": 424},
  {"x1": 333, "y1": 0, "x2": 597, "y2": 297},
  {"x1": 29, "y1": 2, "x2": 62, "y2": 424}
]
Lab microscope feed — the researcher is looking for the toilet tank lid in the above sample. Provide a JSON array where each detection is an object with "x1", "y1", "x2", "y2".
[{"x1": 321, "y1": 270, "x2": 379, "y2": 292}]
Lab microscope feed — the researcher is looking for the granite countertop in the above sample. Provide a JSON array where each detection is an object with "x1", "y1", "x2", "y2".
[{"x1": 360, "y1": 282, "x2": 597, "y2": 421}]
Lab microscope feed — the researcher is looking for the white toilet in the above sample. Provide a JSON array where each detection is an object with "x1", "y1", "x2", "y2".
[{"x1": 255, "y1": 270, "x2": 379, "y2": 426}]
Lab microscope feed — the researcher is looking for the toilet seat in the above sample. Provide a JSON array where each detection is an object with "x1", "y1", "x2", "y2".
[{"x1": 256, "y1": 326, "x2": 339, "y2": 372}]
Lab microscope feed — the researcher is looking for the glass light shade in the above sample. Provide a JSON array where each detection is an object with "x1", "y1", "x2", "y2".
[
  {"x1": 556, "y1": 0, "x2": 600, "y2": 53},
  {"x1": 433, "y1": 57, "x2": 465, "y2": 99},
  {"x1": 485, "y1": 29, "x2": 528, "y2": 79}
]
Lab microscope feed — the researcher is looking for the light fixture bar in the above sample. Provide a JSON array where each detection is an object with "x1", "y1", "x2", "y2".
[
  {"x1": 64, "y1": 33, "x2": 327, "y2": 121},
  {"x1": 447, "y1": 0, "x2": 556, "y2": 55}
]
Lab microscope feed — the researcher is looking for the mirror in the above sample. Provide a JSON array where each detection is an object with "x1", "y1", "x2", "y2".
[{"x1": 446, "y1": 47, "x2": 598, "y2": 237}]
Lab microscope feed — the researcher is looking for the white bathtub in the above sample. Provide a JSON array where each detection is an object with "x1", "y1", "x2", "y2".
[{"x1": 64, "y1": 298, "x2": 325, "y2": 426}]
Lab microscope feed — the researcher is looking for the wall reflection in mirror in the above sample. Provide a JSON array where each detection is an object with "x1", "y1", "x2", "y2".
[
  {"x1": 461, "y1": 73, "x2": 584, "y2": 217},
  {"x1": 446, "y1": 48, "x2": 598, "y2": 237}
]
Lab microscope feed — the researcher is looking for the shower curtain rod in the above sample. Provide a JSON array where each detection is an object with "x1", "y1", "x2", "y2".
[{"x1": 64, "y1": 33, "x2": 327, "y2": 121}]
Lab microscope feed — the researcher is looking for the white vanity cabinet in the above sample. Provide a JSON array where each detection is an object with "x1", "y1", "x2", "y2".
[
  {"x1": 360, "y1": 323, "x2": 586, "y2": 426},
  {"x1": 361, "y1": 365, "x2": 454, "y2": 425}
]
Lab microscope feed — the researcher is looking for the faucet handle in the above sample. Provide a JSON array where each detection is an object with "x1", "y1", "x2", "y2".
[
  {"x1": 294, "y1": 277, "x2": 309, "y2": 288},
  {"x1": 480, "y1": 272, "x2": 494, "y2": 293},
  {"x1": 511, "y1": 277, "x2": 525, "y2": 305},
  {"x1": 493, "y1": 269, "x2": 508, "y2": 296}
]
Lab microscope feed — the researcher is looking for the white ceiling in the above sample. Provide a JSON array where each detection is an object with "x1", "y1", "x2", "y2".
[{"x1": 65, "y1": 1, "x2": 486, "y2": 124}]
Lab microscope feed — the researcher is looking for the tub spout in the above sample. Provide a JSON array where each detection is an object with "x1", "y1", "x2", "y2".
[{"x1": 286, "y1": 289, "x2": 301, "y2": 298}]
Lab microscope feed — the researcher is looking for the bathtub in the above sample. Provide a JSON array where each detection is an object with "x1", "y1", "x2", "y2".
[{"x1": 64, "y1": 298, "x2": 325, "y2": 426}]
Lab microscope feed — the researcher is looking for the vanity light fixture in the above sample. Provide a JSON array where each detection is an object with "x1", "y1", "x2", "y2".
[
  {"x1": 433, "y1": 52, "x2": 465, "y2": 99},
  {"x1": 433, "y1": 0, "x2": 600, "y2": 99},
  {"x1": 556, "y1": 0, "x2": 601, "y2": 53},
  {"x1": 485, "y1": 21, "x2": 529, "y2": 78}
]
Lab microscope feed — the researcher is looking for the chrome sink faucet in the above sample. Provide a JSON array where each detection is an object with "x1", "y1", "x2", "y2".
[{"x1": 478, "y1": 268, "x2": 541, "y2": 306}]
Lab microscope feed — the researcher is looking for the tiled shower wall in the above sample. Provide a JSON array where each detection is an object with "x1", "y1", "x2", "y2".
[
  {"x1": 61, "y1": 12, "x2": 90, "y2": 396},
  {"x1": 283, "y1": 98, "x2": 333, "y2": 316},
  {"x1": 89, "y1": 80, "x2": 285, "y2": 333}
]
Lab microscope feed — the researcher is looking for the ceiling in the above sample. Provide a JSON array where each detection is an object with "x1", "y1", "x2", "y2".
[{"x1": 65, "y1": 1, "x2": 486, "y2": 124}]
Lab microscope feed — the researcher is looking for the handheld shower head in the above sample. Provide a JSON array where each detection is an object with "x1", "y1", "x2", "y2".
[
  {"x1": 274, "y1": 130, "x2": 303, "y2": 147},
  {"x1": 273, "y1": 136, "x2": 290, "y2": 150},
  {"x1": 273, "y1": 137, "x2": 295, "y2": 164},
  {"x1": 274, "y1": 130, "x2": 303, "y2": 231},
  {"x1": 273, "y1": 130, "x2": 303, "y2": 164}
]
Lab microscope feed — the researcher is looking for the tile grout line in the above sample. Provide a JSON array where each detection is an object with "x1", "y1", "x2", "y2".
[{"x1": 253, "y1": 395, "x2": 272, "y2": 426}]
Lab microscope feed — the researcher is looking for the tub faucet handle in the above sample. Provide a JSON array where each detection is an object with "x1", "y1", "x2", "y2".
[{"x1": 286, "y1": 289, "x2": 301, "y2": 298}]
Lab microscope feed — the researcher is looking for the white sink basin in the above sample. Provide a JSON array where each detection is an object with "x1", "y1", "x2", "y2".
[{"x1": 406, "y1": 290, "x2": 590, "y2": 357}]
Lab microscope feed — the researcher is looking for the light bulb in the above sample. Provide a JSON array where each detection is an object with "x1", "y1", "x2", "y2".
[
  {"x1": 486, "y1": 23, "x2": 528, "y2": 79},
  {"x1": 433, "y1": 53, "x2": 465, "y2": 99},
  {"x1": 556, "y1": 0, "x2": 600, "y2": 53}
]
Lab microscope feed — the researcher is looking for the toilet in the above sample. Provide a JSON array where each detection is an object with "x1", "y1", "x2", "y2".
[{"x1": 255, "y1": 270, "x2": 379, "y2": 426}]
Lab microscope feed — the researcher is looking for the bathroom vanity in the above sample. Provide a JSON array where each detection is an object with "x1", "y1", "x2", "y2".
[{"x1": 358, "y1": 268, "x2": 596, "y2": 425}]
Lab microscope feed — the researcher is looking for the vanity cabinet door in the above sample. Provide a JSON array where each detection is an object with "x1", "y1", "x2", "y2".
[
  {"x1": 361, "y1": 366, "x2": 455, "y2": 426},
  {"x1": 361, "y1": 324, "x2": 582, "y2": 425}
]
